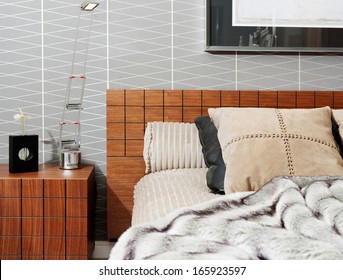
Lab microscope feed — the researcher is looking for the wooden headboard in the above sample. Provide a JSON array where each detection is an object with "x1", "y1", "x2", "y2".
[{"x1": 106, "y1": 89, "x2": 343, "y2": 239}]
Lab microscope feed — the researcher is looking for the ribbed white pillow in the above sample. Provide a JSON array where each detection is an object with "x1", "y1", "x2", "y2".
[{"x1": 143, "y1": 122, "x2": 206, "y2": 173}]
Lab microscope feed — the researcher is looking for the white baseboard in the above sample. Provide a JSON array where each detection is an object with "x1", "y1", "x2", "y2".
[{"x1": 92, "y1": 241, "x2": 116, "y2": 260}]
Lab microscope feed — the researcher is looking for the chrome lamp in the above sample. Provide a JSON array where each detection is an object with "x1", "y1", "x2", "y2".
[{"x1": 58, "y1": 2, "x2": 99, "y2": 169}]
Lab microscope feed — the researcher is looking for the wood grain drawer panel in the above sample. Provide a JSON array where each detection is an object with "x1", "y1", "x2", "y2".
[
  {"x1": 221, "y1": 90, "x2": 239, "y2": 107},
  {"x1": 0, "y1": 237, "x2": 21, "y2": 254},
  {"x1": 66, "y1": 237, "x2": 88, "y2": 255},
  {"x1": 334, "y1": 91, "x2": 343, "y2": 109},
  {"x1": 0, "y1": 163, "x2": 94, "y2": 259},
  {"x1": 22, "y1": 179, "x2": 43, "y2": 197},
  {"x1": 277, "y1": 91, "x2": 296, "y2": 108},
  {"x1": 44, "y1": 255, "x2": 66, "y2": 260},
  {"x1": 239, "y1": 91, "x2": 259, "y2": 107},
  {"x1": 126, "y1": 90, "x2": 144, "y2": 106},
  {"x1": 0, "y1": 255, "x2": 21, "y2": 260},
  {"x1": 315, "y1": 91, "x2": 333, "y2": 108},
  {"x1": 0, "y1": 179, "x2": 21, "y2": 197},
  {"x1": 164, "y1": 107, "x2": 183, "y2": 122},
  {"x1": 107, "y1": 106, "x2": 124, "y2": 122},
  {"x1": 126, "y1": 140, "x2": 144, "y2": 157},
  {"x1": 145, "y1": 90, "x2": 163, "y2": 106},
  {"x1": 22, "y1": 255, "x2": 44, "y2": 260},
  {"x1": 22, "y1": 217, "x2": 43, "y2": 236},
  {"x1": 0, "y1": 218, "x2": 21, "y2": 236},
  {"x1": 0, "y1": 198, "x2": 20, "y2": 216},
  {"x1": 126, "y1": 123, "x2": 145, "y2": 139},
  {"x1": 22, "y1": 198, "x2": 43, "y2": 216},
  {"x1": 202, "y1": 90, "x2": 221, "y2": 107},
  {"x1": 106, "y1": 123, "x2": 125, "y2": 139},
  {"x1": 164, "y1": 90, "x2": 182, "y2": 106},
  {"x1": 66, "y1": 199, "x2": 87, "y2": 217},
  {"x1": 107, "y1": 89, "x2": 124, "y2": 106},
  {"x1": 22, "y1": 237, "x2": 43, "y2": 255},
  {"x1": 183, "y1": 107, "x2": 201, "y2": 123},
  {"x1": 44, "y1": 237, "x2": 65, "y2": 256},
  {"x1": 66, "y1": 180, "x2": 87, "y2": 198},
  {"x1": 126, "y1": 106, "x2": 144, "y2": 122},
  {"x1": 44, "y1": 179, "x2": 65, "y2": 198},
  {"x1": 44, "y1": 217, "x2": 65, "y2": 236},
  {"x1": 44, "y1": 199, "x2": 65, "y2": 216},
  {"x1": 66, "y1": 217, "x2": 88, "y2": 237},
  {"x1": 107, "y1": 157, "x2": 145, "y2": 181},
  {"x1": 183, "y1": 90, "x2": 201, "y2": 106},
  {"x1": 107, "y1": 140, "x2": 125, "y2": 157},
  {"x1": 145, "y1": 107, "x2": 163, "y2": 122},
  {"x1": 259, "y1": 91, "x2": 277, "y2": 108},
  {"x1": 297, "y1": 91, "x2": 315, "y2": 108},
  {"x1": 66, "y1": 255, "x2": 87, "y2": 260}
]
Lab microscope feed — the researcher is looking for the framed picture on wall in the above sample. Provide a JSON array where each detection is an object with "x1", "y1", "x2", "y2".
[{"x1": 206, "y1": 0, "x2": 343, "y2": 52}]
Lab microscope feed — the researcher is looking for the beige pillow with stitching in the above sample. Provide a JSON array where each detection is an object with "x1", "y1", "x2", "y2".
[{"x1": 208, "y1": 106, "x2": 343, "y2": 194}]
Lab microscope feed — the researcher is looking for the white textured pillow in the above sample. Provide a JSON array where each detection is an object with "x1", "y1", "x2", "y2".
[
  {"x1": 143, "y1": 122, "x2": 206, "y2": 173},
  {"x1": 209, "y1": 106, "x2": 343, "y2": 194}
]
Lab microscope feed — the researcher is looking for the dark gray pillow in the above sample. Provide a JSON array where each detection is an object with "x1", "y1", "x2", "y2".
[
  {"x1": 332, "y1": 120, "x2": 343, "y2": 158},
  {"x1": 195, "y1": 116, "x2": 225, "y2": 194}
]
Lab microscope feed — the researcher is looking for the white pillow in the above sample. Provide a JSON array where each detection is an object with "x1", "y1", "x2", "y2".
[{"x1": 143, "y1": 122, "x2": 206, "y2": 173}]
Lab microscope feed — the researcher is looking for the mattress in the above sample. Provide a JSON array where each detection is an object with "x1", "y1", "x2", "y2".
[{"x1": 132, "y1": 168, "x2": 220, "y2": 225}]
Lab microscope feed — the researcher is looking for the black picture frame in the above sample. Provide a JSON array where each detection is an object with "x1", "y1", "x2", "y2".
[{"x1": 206, "y1": 0, "x2": 343, "y2": 53}]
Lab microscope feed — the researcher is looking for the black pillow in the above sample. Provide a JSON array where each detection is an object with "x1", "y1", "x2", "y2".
[
  {"x1": 332, "y1": 120, "x2": 343, "y2": 158},
  {"x1": 195, "y1": 116, "x2": 225, "y2": 194}
]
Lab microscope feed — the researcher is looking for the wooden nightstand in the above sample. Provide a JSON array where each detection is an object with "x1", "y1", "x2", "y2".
[{"x1": 0, "y1": 164, "x2": 95, "y2": 260}]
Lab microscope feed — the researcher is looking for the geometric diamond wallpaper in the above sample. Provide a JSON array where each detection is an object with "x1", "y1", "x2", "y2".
[{"x1": 1, "y1": 0, "x2": 343, "y2": 240}]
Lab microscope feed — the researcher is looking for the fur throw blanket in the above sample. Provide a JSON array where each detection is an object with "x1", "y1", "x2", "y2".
[{"x1": 109, "y1": 176, "x2": 343, "y2": 260}]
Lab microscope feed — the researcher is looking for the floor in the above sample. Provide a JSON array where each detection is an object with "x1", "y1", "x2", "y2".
[{"x1": 92, "y1": 241, "x2": 116, "y2": 260}]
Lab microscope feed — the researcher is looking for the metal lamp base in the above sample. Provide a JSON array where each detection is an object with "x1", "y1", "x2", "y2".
[{"x1": 59, "y1": 150, "x2": 81, "y2": 170}]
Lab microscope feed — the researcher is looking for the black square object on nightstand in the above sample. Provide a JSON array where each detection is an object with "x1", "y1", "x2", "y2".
[{"x1": 9, "y1": 135, "x2": 39, "y2": 173}]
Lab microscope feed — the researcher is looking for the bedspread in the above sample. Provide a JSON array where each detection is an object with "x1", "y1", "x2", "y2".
[{"x1": 109, "y1": 176, "x2": 343, "y2": 260}]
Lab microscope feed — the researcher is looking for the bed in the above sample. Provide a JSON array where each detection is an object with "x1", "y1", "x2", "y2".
[{"x1": 106, "y1": 89, "x2": 343, "y2": 259}]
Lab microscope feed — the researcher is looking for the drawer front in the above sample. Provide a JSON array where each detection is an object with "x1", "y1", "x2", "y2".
[
  {"x1": 0, "y1": 198, "x2": 21, "y2": 216},
  {"x1": 66, "y1": 217, "x2": 87, "y2": 237},
  {"x1": 0, "y1": 179, "x2": 21, "y2": 197},
  {"x1": 44, "y1": 199, "x2": 65, "y2": 216},
  {"x1": 0, "y1": 218, "x2": 20, "y2": 236},
  {"x1": 0, "y1": 237, "x2": 21, "y2": 255},
  {"x1": 0, "y1": 164, "x2": 94, "y2": 260},
  {"x1": 66, "y1": 199, "x2": 88, "y2": 217},
  {"x1": 22, "y1": 237, "x2": 43, "y2": 256},
  {"x1": 44, "y1": 217, "x2": 65, "y2": 237},
  {"x1": 22, "y1": 217, "x2": 43, "y2": 236},
  {"x1": 22, "y1": 198, "x2": 43, "y2": 216}
]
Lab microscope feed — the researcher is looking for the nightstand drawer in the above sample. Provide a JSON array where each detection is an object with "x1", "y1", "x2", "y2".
[
  {"x1": 66, "y1": 217, "x2": 88, "y2": 236},
  {"x1": 0, "y1": 237, "x2": 21, "y2": 255},
  {"x1": 22, "y1": 198, "x2": 43, "y2": 216},
  {"x1": 0, "y1": 164, "x2": 95, "y2": 260},
  {"x1": 66, "y1": 199, "x2": 88, "y2": 216},
  {"x1": 0, "y1": 218, "x2": 20, "y2": 236},
  {"x1": 0, "y1": 198, "x2": 21, "y2": 216},
  {"x1": 44, "y1": 217, "x2": 65, "y2": 236},
  {"x1": 22, "y1": 217, "x2": 43, "y2": 236}
]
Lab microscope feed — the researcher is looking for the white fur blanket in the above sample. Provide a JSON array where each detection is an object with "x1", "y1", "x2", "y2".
[{"x1": 109, "y1": 176, "x2": 343, "y2": 260}]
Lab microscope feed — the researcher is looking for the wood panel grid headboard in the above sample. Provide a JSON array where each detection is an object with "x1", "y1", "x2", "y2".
[{"x1": 106, "y1": 89, "x2": 343, "y2": 239}]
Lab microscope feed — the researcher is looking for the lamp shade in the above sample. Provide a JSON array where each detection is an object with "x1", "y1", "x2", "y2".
[{"x1": 81, "y1": 2, "x2": 99, "y2": 11}]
